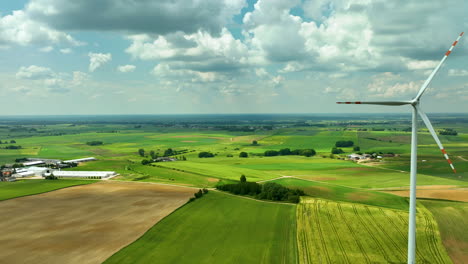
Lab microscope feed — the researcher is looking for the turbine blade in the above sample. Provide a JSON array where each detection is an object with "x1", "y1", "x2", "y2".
[
  {"x1": 416, "y1": 105, "x2": 456, "y2": 173},
  {"x1": 336, "y1": 101, "x2": 412, "y2": 106},
  {"x1": 414, "y1": 32, "x2": 464, "y2": 101}
]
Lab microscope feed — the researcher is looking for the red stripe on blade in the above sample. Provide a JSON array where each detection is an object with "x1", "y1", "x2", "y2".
[
  {"x1": 453, "y1": 169, "x2": 457, "y2": 173},
  {"x1": 453, "y1": 41, "x2": 458, "y2": 46},
  {"x1": 447, "y1": 159, "x2": 452, "y2": 164},
  {"x1": 461, "y1": 32, "x2": 465, "y2": 36},
  {"x1": 356, "y1": 102, "x2": 361, "y2": 104},
  {"x1": 445, "y1": 50, "x2": 451, "y2": 56},
  {"x1": 345, "y1": 102, "x2": 351, "y2": 104},
  {"x1": 441, "y1": 149, "x2": 447, "y2": 154}
]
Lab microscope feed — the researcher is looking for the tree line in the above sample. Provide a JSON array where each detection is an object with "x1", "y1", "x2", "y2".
[
  {"x1": 264, "y1": 148, "x2": 316, "y2": 157},
  {"x1": 216, "y1": 175, "x2": 305, "y2": 203}
]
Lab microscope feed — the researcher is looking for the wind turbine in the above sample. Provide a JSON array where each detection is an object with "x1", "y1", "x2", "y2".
[{"x1": 337, "y1": 32, "x2": 464, "y2": 264}]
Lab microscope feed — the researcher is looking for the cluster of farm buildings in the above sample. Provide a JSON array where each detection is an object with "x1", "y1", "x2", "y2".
[
  {"x1": 347, "y1": 153, "x2": 398, "y2": 161},
  {"x1": 1, "y1": 157, "x2": 117, "y2": 182}
]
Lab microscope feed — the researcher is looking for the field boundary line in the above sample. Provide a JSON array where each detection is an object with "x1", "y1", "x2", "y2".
[
  {"x1": 0, "y1": 180, "x2": 97, "y2": 202},
  {"x1": 111, "y1": 179, "x2": 202, "y2": 190},
  {"x1": 212, "y1": 190, "x2": 296, "y2": 206}
]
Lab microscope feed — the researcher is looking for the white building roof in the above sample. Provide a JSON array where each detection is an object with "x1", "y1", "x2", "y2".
[
  {"x1": 63, "y1": 157, "x2": 97, "y2": 163},
  {"x1": 26, "y1": 166, "x2": 49, "y2": 172},
  {"x1": 23, "y1": 161, "x2": 45, "y2": 166},
  {"x1": 15, "y1": 171, "x2": 35, "y2": 177},
  {"x1": 52, "y1": 170, "x2": 115, "y2": 177}
]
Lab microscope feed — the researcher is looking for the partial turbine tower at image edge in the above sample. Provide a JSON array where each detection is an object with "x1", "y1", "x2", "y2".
[{"x1": 336, "y1": 31, "x2": 464, "y2": 264}]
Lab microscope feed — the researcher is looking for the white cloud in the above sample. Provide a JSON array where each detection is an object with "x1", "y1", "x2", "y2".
[
  {"x1": 117, "y1": 65, "x2": 136, "y2": 73},
  {"x1": 39, "y1": 46, "x2": 53, "y2": 52},
  {"x1": 367, "y1": 72, "x2": 423, "y2": 98},
  {"x1": 126, "y1": 28, "x2": 249, "y2": 72},
  {"x1": 0, "y1": 10, "x2": 82, "y2": 47},
  {"x1": 448, "y1": 69, "x2": 468, "y2": 76},
  {"x1": 14, "y1": 65, "x2": 90, "y2": 94},
  {"x1": 25, "y1": 0, "x2": 246, "y2": 35},
  {"x1": 88, "y1": 52, "x2": 112, "y2": 72},
  {"x1": 406, "y1": 60, "x2": 438, "y2": 70},
  {"x1": 16, "y1": 65, "x2": 54, "y2": 80},
  {"x1": 59, "y1": 48, "x2": 72, "y2": 54}
]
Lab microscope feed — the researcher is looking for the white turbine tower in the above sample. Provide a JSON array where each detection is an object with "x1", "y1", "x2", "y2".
[{"x1": 337, "y1": 32, "x2": 464, "y2": 264}]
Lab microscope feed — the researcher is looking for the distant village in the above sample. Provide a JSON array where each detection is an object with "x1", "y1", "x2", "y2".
[{"x1": 0, "y1": 157, "x2": 117, "y2": 182}]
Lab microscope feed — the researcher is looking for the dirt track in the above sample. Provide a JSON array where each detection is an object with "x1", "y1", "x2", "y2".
[{"x1": 0, "y1": 181, "x2": 195, "y2": 264}]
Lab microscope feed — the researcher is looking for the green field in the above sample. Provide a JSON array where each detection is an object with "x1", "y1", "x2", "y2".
[
  {"x1": 272, "y1": 177, "x2": 408, "y2": 210},
  {"x1": 0, "y1": 180, "x2": 97, "y2": 201},
  {"x1": 104, "y1": 191, "x2": 297, "y2": 264},
  {"x1": 422, "y1": 200, "x2": 468, "y2": 264},
  {"x1": 0, "y1": 115, "x2": 466, "y2": 263},
  {"x1": 297, "y1": 197, "x2": 452, "y2": 263}
]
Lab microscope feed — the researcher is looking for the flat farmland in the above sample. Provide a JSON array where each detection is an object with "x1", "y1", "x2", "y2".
[
  {"x1": 297, "y1": 197, "x2": 451, "y2": 263},
  {"x1": 105, "y1": 191, "x2": 297, "y2": 264},
  {"x1": 422, "y1": 200, "x2": 468, "y2": 264},
  {"x1": 0, "y1": 179, "x2": 96, "y2": 201},
  {"x1": 384, "y1": 186, "x2": 468, "y2": 202},
  {"x1": 0, "y1": 181, "x2": 196, "y2": 264}
]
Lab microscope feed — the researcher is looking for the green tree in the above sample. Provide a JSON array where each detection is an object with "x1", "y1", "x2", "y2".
[
  {"x1": 239, "y1": 152, "x2": 248, "y2": 158},
  {"x1": 141, "y1": 159, "x2": 150, "y2": 165},
  {"x1": 331, "y1": 147, "x2": 344, "y2": 154},
  {"x1": 164, "y1": 148, "x2": 174, "y2": 156},
  {"x1": 198, "y1": 151, "x2": 214, "y2": 158},
  {"x1": 252, "y1": 140, "x2": 258, "y2": 145},
  {"x1": 353, "y1": 146, "x2": 360, "y2": 151},
  {"x1": 240, "y1": 174, "x2": 246, "y2": 183},
  {"x1": 10, "y1": 140, "x2": 16, "y2": 144},
  {"x1": 264, "y1": 150, "x2": 279, "y2": 156},
  {"x1": 279, "y1": 148, "x2": 291, "y2": 155},
  {"x1": 138, "y1": 148, "x2": 145, "y2": 157},
  {"x1": 150, "y1": 150, "x2": 156, "y2": 159}
]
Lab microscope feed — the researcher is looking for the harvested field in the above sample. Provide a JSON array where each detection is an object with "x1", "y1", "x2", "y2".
[
  {"x1": 0, "y1": 181, "x2": 195, "y2": 264},
  {"x1": 385, "y1": 187, "x2": 468, "y2": 202}
]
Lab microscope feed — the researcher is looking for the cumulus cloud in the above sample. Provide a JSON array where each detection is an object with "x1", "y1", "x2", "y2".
[
  {"x1": 26, "y1": 0, "x2": 246, "y2": 35},
  {"x1": 16, "y1": 65, "x2": 54, "y2": 80},
  {"x1": 88, "y1": 52, "x2": 112, "y2": 72},
  {"x1": 126, "y1": 28, "x2": 249, "y2": 72},
  {"x1": 0, "y1": 10, "x2": 82, "y2": 47},
  {"x1": 367, "y1": 72, "x2": 423, "y2": 98},
  {"x1": 117, "y1": 65, "x2": 136, "y2": 73},
  {"x1": 15, "y1": 65, "x2": 89, "y2": 93}
]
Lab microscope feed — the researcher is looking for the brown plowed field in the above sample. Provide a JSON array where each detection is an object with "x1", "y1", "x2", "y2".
[
  {"x1": 0, "y1": 181, "x2": 195, "y2": 264},
  {"x1": 384, "y1": 186, "x2": 468, "y2": 202}
]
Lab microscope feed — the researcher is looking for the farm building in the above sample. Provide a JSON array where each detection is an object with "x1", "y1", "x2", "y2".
[
  {"x1": 26, "y1": 158, "x2": 62, "y2": 165},
  {"x1": 154, "y1": 157, "x2": 177, "y2": 162},
  {"x1": 48, "y1": 170, "x2": 116, "y2": 179},
  {"x1": 23, "y1": 160, "x2": 45, "y2": 166},
  {"x1": 63, "y1": 157, "x2": 97, "y2": 164},
  {"x1": 13, "y1": 169, "x2": 35, "y2": 178},
  {"x1": 347, "y1": 153, "x2": 363, "y2": 160},
  {"x1": 26, "y1": 166, "x2": 52, "y2": 176}
]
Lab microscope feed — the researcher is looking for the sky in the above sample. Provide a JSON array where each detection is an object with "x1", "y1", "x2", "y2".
[{"x1": 0, "y1": 0, "x2": 467, "y2": 115}]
